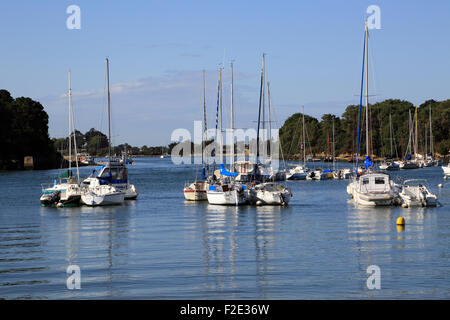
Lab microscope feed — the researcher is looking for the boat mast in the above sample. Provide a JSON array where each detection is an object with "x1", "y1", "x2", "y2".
[
  {"x1": 414, "y1": 106, "x2": 418, "y2": 159},
  {"x1": 261, "y1": 55, "x2": 266, "y2": 163},
  {"x1": 68, "y1": 71, "x2": 80, "y2": 183},
  {"x1": 429, "y1": 104, "x2": 433, "y2": 157},
  {"x1": 202, "y1": 69, "x2": 208, "y2": 176},
  {"x1": 332, "y1": 118, "x2": 335, "y2": 171},
  {"x1": 302, "y1": 106, "x2": 306, "y2": 167},
  {"x1": 389, "y1": 112, "x2": 393, "y2": 157},
  {"x1": 230, "y1": 61, "x2": 234, "y2": 171},
  {"x1": 364, "y1": 21, "x2": 370, "y2": 158},
  {"x1": 253, "y1": 54, "x2": 265, "y2": 181},
  {"x1": 68, "y1": 72, "x2": 72, "y2": 173},
  {"x1": 106, "y1": 58, "x2": 112, "y2": 165},
  {"x1": 219, "y1": 67, "x2": 223, "y2": 164},
  {"x1": 267, "y1": 81, "x2": 272, "y2": 158}
]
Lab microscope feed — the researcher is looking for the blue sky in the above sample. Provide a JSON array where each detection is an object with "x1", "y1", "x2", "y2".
[{"x1": 1, "y1": 1, "x2": 449, "y2": 146}]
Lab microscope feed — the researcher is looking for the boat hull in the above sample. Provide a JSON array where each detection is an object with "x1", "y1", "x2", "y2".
[
  {"x1": 81, "y1": 191, "x2": 125, "y2": 206},
  {"x1": 184, "y1": 189, "x2": 207, "y2": 201},
  {"x1": 207, "y1": 190, "x2": 246, "y2": 205}
]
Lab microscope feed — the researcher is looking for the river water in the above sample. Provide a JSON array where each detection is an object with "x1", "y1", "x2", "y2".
[{"x1": 0, "y1": 158, "x2": 449, "y2": 299}]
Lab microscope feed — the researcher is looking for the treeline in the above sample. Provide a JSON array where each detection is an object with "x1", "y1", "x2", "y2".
[
  {"x1": 53, "y1": 129, "x2": 169, "y2": 156},
  {"x1": 0, "y1": 90, "x2": 61, "y2": 170},
  {"x1": 280, "y1": 99, "x2": 450, "y2": 159}
]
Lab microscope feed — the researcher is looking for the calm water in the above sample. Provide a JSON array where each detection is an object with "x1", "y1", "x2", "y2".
[{"x1": 0, "y1": 158, "x2": 449, "y2": 299}]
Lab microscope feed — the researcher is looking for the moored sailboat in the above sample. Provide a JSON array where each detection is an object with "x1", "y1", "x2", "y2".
[
  {"x1": 81, "y1": 58, "x2": 127, "y2": 206},
  {"x1": 347, "y1": 21, "x2": 399, "y2": 206},
  {"x1": 40, "y1": 71, "x2": 82, "y2": 207},
  {"x1": 184, "y1": 70, "x2": 209, "y2": 201}
]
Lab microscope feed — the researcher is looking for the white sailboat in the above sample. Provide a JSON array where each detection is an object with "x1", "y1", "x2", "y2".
[
  {"x1": 379, "y1": 112, "x2": 400, "y2": 171},
  {"x1": 247, "y1": 54, "x2": 292, "y2": 206},
  {"x1": 40, "y1": 71, "x2": 82, "y2": 207},
  {"x1": 207, "y1": 63, "x2": 246, "y2": 205},
  {"x1": 347, "y1": 21, "x2": 399, "y2": 206},
  {"x1": 287, "y1": 106, "x2": 309, "y2": 180},
  {"x1": 81, "y1": 58, "x2": 125, "y2": 206},
  {"x1": 184, "y1": 70, "x2": 209, "y2": 201},
  {"x1": 399, "y1": 179, "x2": 437, "y2": 208}
]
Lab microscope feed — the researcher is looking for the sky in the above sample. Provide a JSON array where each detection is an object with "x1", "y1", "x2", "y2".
[{"x1": 0, "y1": 0, "x2": 449, "y2": 146}]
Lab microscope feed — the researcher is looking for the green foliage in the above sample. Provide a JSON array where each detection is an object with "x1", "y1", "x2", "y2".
[
  {"x1": 280, "y1": 99, "x2": 450, "y2": 158},
  {"x1": 0, "y1": 90, "x2": 61, "y2": 169}
]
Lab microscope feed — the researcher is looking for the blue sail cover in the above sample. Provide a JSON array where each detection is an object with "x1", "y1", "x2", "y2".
[
  {"x1": 364, "y1": 156, "x2": 373, "y2": 169},
  {"x1": 219, "y1": 164, "x2": 238, "y2": 177},
  {"x1": 406, "y1": 154, "x2": 412, "y2": 160}
]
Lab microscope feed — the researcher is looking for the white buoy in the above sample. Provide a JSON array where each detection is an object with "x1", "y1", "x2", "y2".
[{"x1": 438, "y1": 184, "x2": 443, "y2": 188}]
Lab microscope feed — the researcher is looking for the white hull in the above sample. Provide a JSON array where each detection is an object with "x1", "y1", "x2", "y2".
[
  {"x1": 207, "y1": 190, "x2": 246, "y2": 205},
  {"x1": 348, "y1": 173, "x2": 397, "y2": 206},
  {"x1": 81, "y1": 190, "x2": 125, "y2": 206},
  {"x1": 443, "y1": 166, "x2": 450, "y2": 176},
  {"x1": 399, "y1": 180, "x2": 438, "y2": 207},
  {"x1": 184, "y1": 181, "x2": 208, "y2": 201},
  {"x1": 248, "y1": 183, "x2": 292, "y2": 205},
  {"x1": 352, "y1": 189, "x2": 393, "y2": 206}
]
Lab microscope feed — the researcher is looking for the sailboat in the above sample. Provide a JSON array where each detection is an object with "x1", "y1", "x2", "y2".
[
  {"x1": 81, "y1": 58, "x2": 126, "y2": 206},
  {"x1": 347, "y1": 21, "x2": 399, "y2": 206},
  {"x1": 398, "y1": 109, "x2": 419, "y2": 169},
  {"x1": 286, "y1": 106, "x2": 309, "y2": 180},
  {"x1": 379, "y1": 112, "x2": 400, "y2": 170},
  {"x1": 247, "y1": 54, "x2": 292, "y2": 206},
  {"x1": 207, "y1": 63, "x2": 247, "y2": 205},
  {"x1": 40, "y1": 71, "x2": 82, "y2": 207},
  {"x1": 184, "y1": 70, "x2": 209, "y2": 201}
]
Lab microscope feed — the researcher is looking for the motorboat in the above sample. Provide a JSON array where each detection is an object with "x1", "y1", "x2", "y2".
[
  {"x1": 306, "y1": 169, "x2": 328, "y2": 180},
  {"x1": 248, "y1": 182, "x2": 292, "y2": 205},
  {"x1": 379, "y1": 160, "x2": 400, "y2": 171},
  {"x1": 347, "y1": 173, "x2": 399, "y2": 206},
  {"x1": 286, "y1": 164, "x2": 308, "y2": 180},
  {"x1": 399, "y1": 179, "x2": 437, "y2": 207},
  {"x1": 333, "y1": 168, "x2": 352, "y2": 179}
]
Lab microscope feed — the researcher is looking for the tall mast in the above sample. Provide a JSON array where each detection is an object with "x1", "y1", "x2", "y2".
[
  {"x1": 106, "y1": 58, "x2": 112, "y2": 164},
  {"x1": 68, "y1": 71, "x2": 72, "y2": 172},
  {"x1": 389, "y1": 112, "x2": 393, "y2": 156},
  {"x1": 219, "y1": 67, "x2": 223, "y2": 163},
  {"x1": 230, "y1": 62, "x2": 234, "y2": 171},
  {"x1": 364, "y1": 21, "x2": 369, "y2": 158},
  {"x1": 302, "y1": 106, "x2": 306, "y2": 167},
  {"x1": 429, "y1": 104, "x2": 433, "y2": 156},
  {"x1": 414, "y1": 106, "x2": 418, "y2": 159},
  {"x1": 202, "y1": 69, "x2": 207, "y2": 175},
  {"x1": 332, "y1": 118, "x2": 335, "y2": 170},
  {"x1": 267, "y1": 81, "x2": 272, "y2": 157},
  {"x1": 68, "y1": 71, "x2": 80, "y2": 183},
  {"x1": 261, "y1": 54, "x2": 266, "y2": 160},
  {"x1": 253, "y1": 54, "x2": 265, "y2": 181}
]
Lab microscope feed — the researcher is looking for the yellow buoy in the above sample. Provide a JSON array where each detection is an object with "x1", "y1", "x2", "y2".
[{"x1": 396, "y1": 217, "x2": 405, "y2": 225}]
